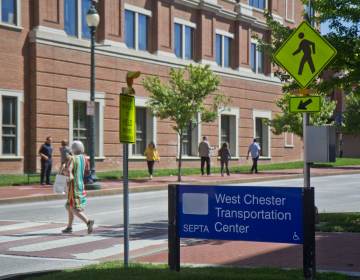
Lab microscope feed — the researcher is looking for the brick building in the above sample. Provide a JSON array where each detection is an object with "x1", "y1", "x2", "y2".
[{"x1": 0, "y1": 0, "x2": 304, "y2": 174}]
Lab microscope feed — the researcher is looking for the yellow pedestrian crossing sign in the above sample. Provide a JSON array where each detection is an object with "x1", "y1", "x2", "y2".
[
  {"x1": 289, "y1": 96, "x2": 321, "y2": 113},
  {"x1": 274, "y1": 21, "x2": 337, "y2": 88}
]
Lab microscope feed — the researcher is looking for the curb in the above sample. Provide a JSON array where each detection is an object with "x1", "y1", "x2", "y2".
[{"x1": 0, "y1": 170, "x2": 359, "y2": 205}]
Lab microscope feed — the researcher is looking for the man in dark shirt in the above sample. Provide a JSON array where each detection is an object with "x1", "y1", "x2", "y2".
[{"x1": 39, "y1": 136, "x2": 53, "y2": 185}]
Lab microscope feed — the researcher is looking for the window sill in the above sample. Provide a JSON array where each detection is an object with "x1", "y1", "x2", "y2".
[
  {"x1": 284, "y1": 145, "x2": 294, "y2": 148},
  {"x1": 217, "y1": 157, "x2": 239, "y2": 161},
  {"x1": 129, "y1": 155, "x2": 146, "y2": 161},
  {"x1": 0, "y1": 156, "x2": 23, "y2": 161},
  {"x1": 95, "y1": 156, "x2": 106, "y2": 161},
  {"x1": 259, "y1": 156, "x2": 271, "y2": 160},
  {"x1": 0, "y1": 23, "x2": 23, "y2": 32},
  {"x1": 176, "y1": 156, "x2": 200, "y2": 161}
]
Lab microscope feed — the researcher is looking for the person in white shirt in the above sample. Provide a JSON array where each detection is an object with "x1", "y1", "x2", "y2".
[
  {"x1": 198, "y1": 136, "x2": 212, "y2": 175},
  {"x1": 247, "y1": 138, "x2": 261, "y2": 174}
]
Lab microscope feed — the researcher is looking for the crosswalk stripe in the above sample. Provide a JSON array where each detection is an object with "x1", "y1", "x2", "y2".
[
  {"x1": 72, "y1": 236, "x2": 168, "y2": 260},
  {"x1": 0, "y1": 222, "x2": 44, "y2": 232},
  {"x1": 9, "y1": 235, "x2": 108, "y2": 252},
  {"x1": 0, "y1": 224, "x2": 88, "y2": 244}
]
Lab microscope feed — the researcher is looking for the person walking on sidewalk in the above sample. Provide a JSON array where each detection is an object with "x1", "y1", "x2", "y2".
[
  {"x1": 39, "y1": 136, "x2": 53, "y2": 185},
  {"x1": 218, "y1": 142, "x2": 231, "y2": 176},
  {"x1": 247, "y1": 138, "x2": 261, "y2": 174},
  {"x1": 198, "y1": 136, "x2": 212, "y2": 175},
  {"x1": 62, "y1": 141, "x2": 94, "y2": 234},
  {"x1": 144, "y1": 142, "x2": 160, "y2": 179}
]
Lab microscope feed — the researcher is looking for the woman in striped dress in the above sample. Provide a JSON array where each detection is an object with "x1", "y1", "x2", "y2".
[{"x1": 62, "y1": 141, "x2": 94, "y2": 234}]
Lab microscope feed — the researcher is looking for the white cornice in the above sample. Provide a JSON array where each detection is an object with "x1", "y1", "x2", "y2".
[{"x1": 31, "y1": 26, "x2": 281, "y2": 86}]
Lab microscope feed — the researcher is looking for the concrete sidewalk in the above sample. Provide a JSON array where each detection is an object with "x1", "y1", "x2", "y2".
[{"x1": 0, "y1": 165, "x2": 359, "y2": 204}]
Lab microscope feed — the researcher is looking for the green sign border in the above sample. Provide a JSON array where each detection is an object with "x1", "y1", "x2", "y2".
[
  {"x1": 289, "y1": 96, "x2": 321, "y2": 113},
  {"x1": 273, "y1": 21, "x2": 337, "y2": 89}
]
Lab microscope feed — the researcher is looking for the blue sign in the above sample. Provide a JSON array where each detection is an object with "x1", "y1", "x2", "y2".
[{"x1": 177, "y1": 185, "x2": 303, "y2": 244}]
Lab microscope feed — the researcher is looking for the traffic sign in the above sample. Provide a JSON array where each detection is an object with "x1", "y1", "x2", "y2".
[
  {"x1": 177, "y1": 185, "x2": 304, "y2": 244},
  {"x1": 119, "y1": 94, "x2": 136, "y2": 143},
  {"x1": 274, "y1": 21, "x2": 337, "y2": 88},
  {"x1": 289, "y1": 96, "x2": 321, "y2": 113}
]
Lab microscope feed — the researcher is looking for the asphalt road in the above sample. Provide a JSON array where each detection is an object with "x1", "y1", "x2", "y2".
[{"x1": 0, "y1": 173, "x2": 359, "y2": 277}]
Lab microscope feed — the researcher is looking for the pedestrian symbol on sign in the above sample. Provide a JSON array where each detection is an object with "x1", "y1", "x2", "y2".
[{"x1": 292, "y1": 32, "x2": 316, "y2": 75}]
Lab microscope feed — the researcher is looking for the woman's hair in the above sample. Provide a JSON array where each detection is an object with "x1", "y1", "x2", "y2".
[
  {"x1": 61, "y1": 140, "x2": 68, "y2": 146},
  {"x1": 71, "y1": 141, "x2": 84, "y2": 155},
  {"x1": 148, "y1": 141, "x2": 156, "y2": 149},
  {"x1": 222, "y1": 142, "x2": 228, "y2": 149}
]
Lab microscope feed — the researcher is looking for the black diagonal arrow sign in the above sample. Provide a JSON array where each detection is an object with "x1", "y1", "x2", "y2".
[{"x1": 298, "y1": 98, "x2": 313, "y2": 110}]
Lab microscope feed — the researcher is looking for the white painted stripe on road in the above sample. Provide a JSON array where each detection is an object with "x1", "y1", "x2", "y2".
[
  {"x1": 9, "y1": 235, "x2": 107, "y2": 252},
  {"x1": 0, "y1": 222, "x2": 44, "y2": 232},
  {"x1": 73, "y1": 236, "x2": 168, "y2": 260},
  {"x1": 0, "y1": 224, "x2": 86, "y2": 244}
]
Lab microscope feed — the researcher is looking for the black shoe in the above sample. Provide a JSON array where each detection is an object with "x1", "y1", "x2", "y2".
[
  {"x1": 41, "y1": 183, "x2": 46, "y2": 186},
  {"x1": 46, "y1": 182, "x2": 53, "y2": 186},
  {"x1": 87, "y1": 220, "x2": 94, "y2": 234},
  {"x1": 62, "y1": 227, "x2": 72, "y2": 234}
]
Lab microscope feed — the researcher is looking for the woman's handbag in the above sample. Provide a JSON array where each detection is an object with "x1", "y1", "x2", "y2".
[{"x1": 53, "y1": 167, "x2": 68, "y2": 194}]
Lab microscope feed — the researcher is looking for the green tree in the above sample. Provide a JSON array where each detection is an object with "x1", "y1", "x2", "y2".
[
  {"x1": 257, "y1": 0, "x2": 360, "y2": 136},
  {"x1": 343, "y1": 93, "x2": 360, "y2": 134},
  {"x1": 143, "y1": 64, "x2": 228, "y2": 181}
]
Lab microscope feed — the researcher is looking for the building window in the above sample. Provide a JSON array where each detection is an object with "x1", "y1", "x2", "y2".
[
  {"x1": 73, "y1": 101, "x2": 88, "y2": 153},
  {"x1": 216, "y1": 32, "x2": 232, "y2": 68},
  {"x1": 219, "y1": 112, "x2": 238, "y2": 156},
  {"x1": 174, "y1": 20, "x2": 195, "y2": 60},
  {"x1": 67, "y1": 90, "x2": 105, "y2": 158},
  {"x1": 0, "y1": 0, "x2": 17, "y2": 25},
  {"x1": 249, "y1": 0, "x2": 266, "y2": 9},
  {"x1": 130, "y1": 97, "x2": 157, "y2": 158},
  {"x1": 253, "y1": 116, "x2": 270, "y2": 157},
  {"x1": 182, "y1": 123, "x2": 195, "y2": 156},
  {"x1": 134, "y1": 107, "x2": 147, "y2": 155},
  {"x1": 284, "y1": 132, "x2": 294, "y2": 147},
  {"x1": 2, "y1": 96, "x2": 17, "y2": 155},
  {"x1": 0, "y1": 90, "x2": 22, "y2": 157},
  {"x1": 64, "y1": 0, "x2": 92, "y2": 39},
  {"x1": 250, "y1": 42, "x2": 264, "y2": 74},
  {"x1": 125, "y1": 8, "x2": 150, "y2": 51}
]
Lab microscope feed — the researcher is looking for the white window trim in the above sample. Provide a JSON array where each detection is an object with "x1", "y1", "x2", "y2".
[
  {"x1": 248, "y1": 0, "x2": 268, "y2": 12},
  {"x1": 177, "y1": 113, "x2": 201, "y2": 159},
  {"x1": 67, "y1": 89, "x2": 105, "y2": 158},
  {"x1": 129, "y1": 96, "x2": 157, "y2": 159},
  {"x1": 0, "y1": 89, "x2": 23, "y2": 158},
  {"x1": 216, "y1": 31, "x2": 233, "y2": 68},
  {"x1": 250, "y1": 39, "x2": 264, "y2": 75},
  {"x1": 253, "y1": 109, "x2": 271, "y2": 159},
  {"x1": 284, "y1": 132, "x2": 294, "y2": 148},
  {"x1": 124, "y1": 4, "x2": 152, "y2": 17},
  {"x1": 218, "y1": 107, "x2": 239, "y2": 158},
  {"x1": 174, "y1": 17, "x2": 196, "y2": 29},
  {"x1": 0, "y1": 0, "x2": 21, "y2": 28},
  {"x1": 124, "y1": 5, "x2": 151, "y2": 51},
  {"x1": 285, "y1": 0, "x2": 295, "y2": 23},
  {"x1": 174, "y1": 19, "x2": 196, "y2": 60}
]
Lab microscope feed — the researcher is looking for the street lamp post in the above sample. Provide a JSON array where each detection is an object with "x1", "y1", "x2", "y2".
[{"x1": 86, "y1": 1, "x2": 100, "y2": 190}]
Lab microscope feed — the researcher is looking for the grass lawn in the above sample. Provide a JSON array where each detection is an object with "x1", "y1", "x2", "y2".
[
  {"x1": 27, "y1": 263, "x2": 358, "y2": 280},
  {"x1": 317, "y1": 213, "x2": 360, "y2": 232},
  {"x1": 1, "y1": 157, "x2": 359, "y2": 187}
]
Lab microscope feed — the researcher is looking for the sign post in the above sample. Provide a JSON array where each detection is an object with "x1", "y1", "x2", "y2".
[
  {"x1": 273, "y1": 5, "x2": 337, "y2": 278},
  {"x1": 119, "y1": 71, "x2": 140, "y2": 267}
]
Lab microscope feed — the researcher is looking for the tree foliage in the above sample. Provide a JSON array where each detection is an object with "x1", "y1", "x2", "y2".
[
  {"x1": 343, "y1": 93, "x2": 360, "y2": 134},
  {"x1": 142, "y1": 64, "x2": 228, "y2": 181},
  {"x1": 257, "y1": 0, "x2": 360, "y2": 136}
]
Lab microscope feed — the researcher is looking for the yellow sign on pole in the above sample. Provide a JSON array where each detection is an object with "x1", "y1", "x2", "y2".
[
  {"x1": 120, "y1": 94, "x2": 136, "y2": 143},
  {"x1": 289, "y1": 96, "x2": 321, "y2": 113},
  {"x1": 274, "y1": 21, "x2": 337, "y2": 88}
]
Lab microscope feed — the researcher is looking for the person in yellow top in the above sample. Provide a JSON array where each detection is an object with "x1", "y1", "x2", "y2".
[{"x1": 144, "y1": 142, "x2": 160, "y2": 179}]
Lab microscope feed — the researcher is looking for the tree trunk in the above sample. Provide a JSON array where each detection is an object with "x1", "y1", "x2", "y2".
[{"x1": 178, "y1": 133, "x2": 183, "y2": 182}]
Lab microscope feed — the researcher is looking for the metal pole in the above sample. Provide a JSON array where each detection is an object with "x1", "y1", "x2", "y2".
[
  {"x1": 89, "y1": 26, "x2": 96, "y2": 181},
  {"x1": 168, "y1": 184, "x2": 180, "y2": 271},
  {"x1": 123, "y1": 143, "x2": 129, "y2": 267},
  {"x1": 303, "y1": 113, "x2": 310, "y2": 188}
]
